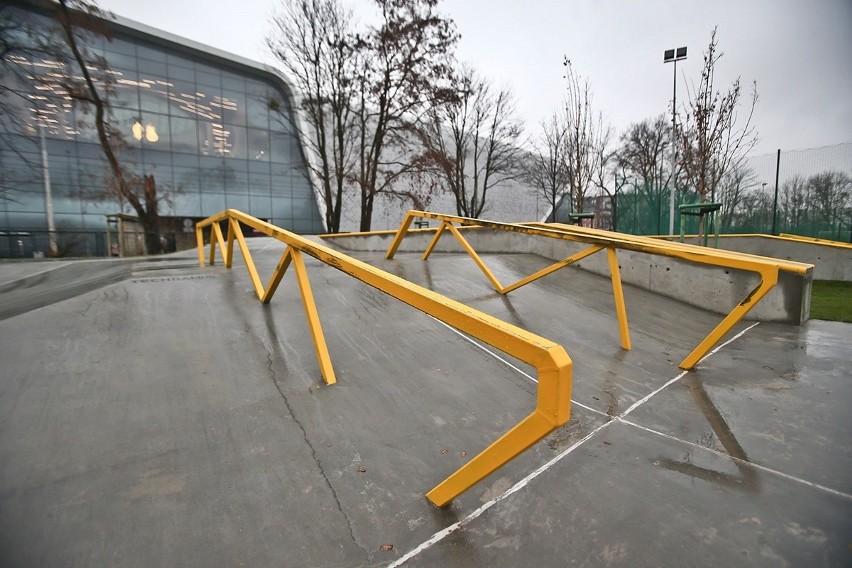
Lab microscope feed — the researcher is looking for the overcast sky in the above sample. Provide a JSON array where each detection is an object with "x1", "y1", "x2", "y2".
[{"x1": 98, "y1": 0, "x2": 852, "y2": 157}]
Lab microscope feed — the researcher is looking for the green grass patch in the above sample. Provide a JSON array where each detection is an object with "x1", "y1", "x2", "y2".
[{"x1": 810, "y1": 280, "x2": 852, "y2": 322}]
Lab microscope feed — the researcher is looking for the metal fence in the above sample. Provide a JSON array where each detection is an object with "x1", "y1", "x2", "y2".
[
  {"x1": 0, "y1": 226, "x2": 199, "y2": 258},
  {"x1": 612, "y1": 143, "x2": 852, "y2": 241},
  {"x1": 0, "y1": 229, "x2": 108, "y2": 258}
]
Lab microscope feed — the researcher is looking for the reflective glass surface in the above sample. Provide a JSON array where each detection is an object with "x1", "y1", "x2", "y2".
[{"x1": 0, "y1": 7, "x2": 324, "y2": 235}]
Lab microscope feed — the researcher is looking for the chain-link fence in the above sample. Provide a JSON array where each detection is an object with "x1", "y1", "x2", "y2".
[{"x1": 612, "y1": 143, "x2": 852, "y2": 240}]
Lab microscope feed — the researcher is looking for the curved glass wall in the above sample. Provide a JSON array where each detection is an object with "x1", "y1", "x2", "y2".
[{"x1": 0, "y1": 8, "x2": 324, "y2": 238}]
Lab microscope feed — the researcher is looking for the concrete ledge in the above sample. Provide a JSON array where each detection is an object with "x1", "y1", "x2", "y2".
[{"x1": 324, "y1": 229, "x2": 813, "y2": 324}]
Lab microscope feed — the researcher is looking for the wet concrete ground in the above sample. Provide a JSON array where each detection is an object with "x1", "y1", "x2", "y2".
[{"x1": 0, "y1": 239, "x2": 850, "y2": 567}]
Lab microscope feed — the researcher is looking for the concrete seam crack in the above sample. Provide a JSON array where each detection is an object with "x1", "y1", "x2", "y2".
[{"x1": 263, "y1": 343, "x2": 370, "y2": 561}]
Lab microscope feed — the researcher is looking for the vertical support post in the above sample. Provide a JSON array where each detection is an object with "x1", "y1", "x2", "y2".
[
  {"x1": 195, "y1": 225, "x2": 205, "y2": 266},
  {"x1": 771, "y1": 148, "x2": 781, "y2": 235},
  {"x1": 290, "y1": 249, "x2": 336, "y2": 385},
  {"x1": 225, "y1": 217, "x2": 235, "y2": 269},
  {"x1": 606, "y1": 247, "x2": 631, "y2": 351}
]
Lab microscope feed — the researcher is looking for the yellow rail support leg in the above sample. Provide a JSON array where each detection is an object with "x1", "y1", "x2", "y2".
[
  {"x1": 385, "y1": 212, "x2": 416, "y2": 259},
  {"x1": 679, "y1": 270, "x2": 778, "y2": 369},
  {"x1": 209, "y1": 221, "x2": 226, "y2": 266},
  {"x1": 444, "y1": 222, "x2": 504, "y2": 292},
  {"x1": 225, "y1": 218, "x2": 235, "y2": 269},
  {"x1": 261, "y1": 247, "x2": 294, "y2": 304},
  {"x1": 195, "y1": 225, "x2": 206, "y2": 266},
  {"x1": 500, "y1": 244, "x2": 604, "y2": 294},
  {"x1": 428, "y1": 410, "x2": 554, "y2": 506},
  {"x1": 422, "y1": 221, "x2": 449, "y2": 261},
  {"x1": 606, "y1": 247, "x2": 632, "y2": 351},
  {"x1": 230, "y1": 218, "x2": 265, "y2": 300},
  {"x1": 427, "y1": 348, "x2": 571, "y2": 507},
  {"x1": 290, "y1": 248, "x2": 337, "y2": 385}
]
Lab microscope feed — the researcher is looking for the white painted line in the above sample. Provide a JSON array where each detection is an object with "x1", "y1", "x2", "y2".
[
  {"x1": 620, "y1": 322, "x2": 760, "y2": 419},
  {"x1": 429, "y1": 317, "x2": 605, "y2": 417},
  {"x1": 706, "y1": 321, "x2": 761, "y2": 357},
  {"x1": 620, "y1": 418, "x2": 852, "y2": 501},
  {"x1": 430, "y1": 317, "x2": 538, "y2": 383},
  {"x1": 389, "y1": 321, "x2": 763, "y2": 566},
  {"x1": 386, "y1": 418, "x2": 617, "y2": 568}
]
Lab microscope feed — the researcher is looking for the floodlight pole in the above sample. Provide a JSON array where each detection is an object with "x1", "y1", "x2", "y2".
[{"x1": 664, "y1": 47, "x2": 687, "y2": 235}]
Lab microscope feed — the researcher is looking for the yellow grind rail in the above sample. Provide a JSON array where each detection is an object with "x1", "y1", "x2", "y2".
[
  {"x1": 778, "y1": 233, "x2": 852, "y2": 249},
  {"x1": 195, "y1": 209, "x2": 572, "y2": 508},
  {"x1": 386, "y1": 210, "x2": 813, "y2": 370}
]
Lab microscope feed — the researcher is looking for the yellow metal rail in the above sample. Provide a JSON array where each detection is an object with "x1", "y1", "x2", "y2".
[
  {"x1": 195, "y1": 209, "x2": 572, "y2": 508},
  {"x1": 779, "y1": 233, "x2": 852, "y2": 249},
  {"x1": 386, "y1": 210, "x2": 813, "y2": 370}
]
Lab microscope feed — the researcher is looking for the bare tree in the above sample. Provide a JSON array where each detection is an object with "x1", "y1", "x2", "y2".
[
  {"x1": 352, "y1": 0, "x2": 458, "y2": 231},
  {"x1": 5, "y1": 0, "x2": 172, "y2": 252},
  {"x1": 562, "y1": 59, "x2": 610, "y2": 214},
  {"x1": 616, "y1": 115, "x2": 671, "y2": 233},
  {"x1": 53, "y1": 0, "x2": 171, "y2": 253},
  {"x1": 716, "y1": 164, "x2": 757, "y2": 232},
  {"x1": 1, "y1": 1, "x2": 171, "y2": 253},
  {"x1": 267, "y1": 0, "x2": 357, "y2": 233},
  {"x1": 807, "y1": 171, "x2": 851, "y2": 228},
  {"x1": 679, "y1": 27, "x2": 758, "y2": 238},
  {"x1": 526, "y1": 111, "x2": 569, "y2": 222},
  {"x1": 778, "y1": 175, "x2": 807, "y2": 230},
  {"x1": 416, "y1": 66, "x2": 524, "y2": 218},
  {"x1": 731, "y1": 190, "x2": 773, "y2": 231}
]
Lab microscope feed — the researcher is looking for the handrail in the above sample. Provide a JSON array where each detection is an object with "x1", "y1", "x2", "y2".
[
  {"x1": 386, "y1": 210, "x2": 814, "y2": 370},
  {"x1": 195, "y1": 209, "x2": 572, "y2": 508}
]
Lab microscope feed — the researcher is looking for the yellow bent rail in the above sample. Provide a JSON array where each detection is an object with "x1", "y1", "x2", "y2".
[
  {"x1": 386, "y1": 210, "x2": 813, "y2": 370},
  {"x1": 195, "y1": 209, "x2": 572, "y2": 508}
]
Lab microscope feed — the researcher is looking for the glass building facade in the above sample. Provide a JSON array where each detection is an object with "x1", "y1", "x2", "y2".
[{"x1": 0, "y1": 6, "x2": 324, "y2": 255}]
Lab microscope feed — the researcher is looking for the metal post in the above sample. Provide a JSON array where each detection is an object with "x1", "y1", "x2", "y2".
[
  {"x1": 39, "y1": 122, "x2": 57, "y2": 256},
  {"x1": 771, "y1": 149, "x2": 781, "y2": 235},
  {"x1": 669, "y1": 58, "x2": 677, "y2": 235},
  {"x1": 613, "y1": 174, "x2": 618, "y2": 232},
  {"x1": 664, "y1": 47, "x2": 686, "y2": 236}
]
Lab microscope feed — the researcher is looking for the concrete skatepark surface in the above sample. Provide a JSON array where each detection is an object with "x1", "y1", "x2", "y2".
[{"x1": 0, "y1": 238, "x2": 850, "y2": 567}]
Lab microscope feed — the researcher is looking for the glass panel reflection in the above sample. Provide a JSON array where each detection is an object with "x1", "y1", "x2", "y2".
[{"x1": 0, "y1": 5, "x2": 322, "y2": 239}]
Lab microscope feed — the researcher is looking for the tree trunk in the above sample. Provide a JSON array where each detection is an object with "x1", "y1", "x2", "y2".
[
  {"x1": 142, "y1": 175, "x2": 161, "y2": 254},
  {"x1": 359, "y1": 190, "x2": 373, "y2": 232}
]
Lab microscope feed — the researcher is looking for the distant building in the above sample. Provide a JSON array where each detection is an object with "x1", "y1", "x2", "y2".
[{"x1": 1, "y1": 3, "x2": 323, "y2": 256}]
